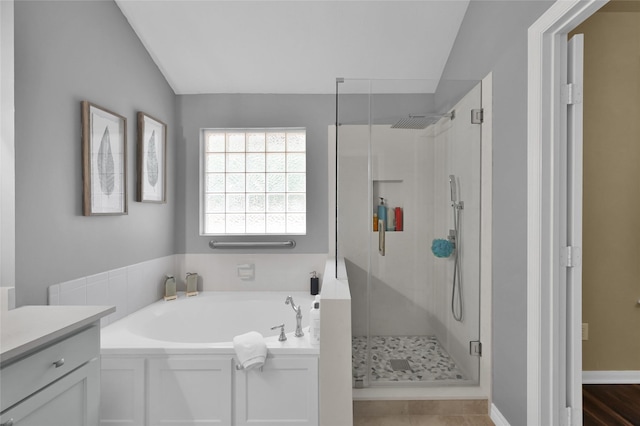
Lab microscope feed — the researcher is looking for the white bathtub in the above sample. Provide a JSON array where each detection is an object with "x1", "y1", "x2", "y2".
[
  {"x1": 100, "y1": 291, "x2": 320, "y2": 425},
  {"x1": 101, "y1": 291, "x2": 319, "y2": 354}
]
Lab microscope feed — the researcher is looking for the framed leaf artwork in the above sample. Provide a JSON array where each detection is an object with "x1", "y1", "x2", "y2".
[
  {"x1": 81, "y1": 101, "x2": 127, "y2": 216},
  {"x1": 137, "y1": 112, "x2": 167, "y2": 203}
]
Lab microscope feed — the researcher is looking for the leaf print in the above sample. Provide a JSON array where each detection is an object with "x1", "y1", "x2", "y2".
[
  {"x1": 146, "y1": 130, "x2": 159, "y2": 188},
  {"x1": 97, "y1": 127, "x2": 115, "y2": 196}
]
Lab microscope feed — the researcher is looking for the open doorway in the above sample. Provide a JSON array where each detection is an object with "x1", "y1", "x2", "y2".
[
  {"x1": 527, "y1": 0, "x2": 639, "y2": 424},
  {"x1": 570, "y1": 3, "x2": 640, "y2": 425}
]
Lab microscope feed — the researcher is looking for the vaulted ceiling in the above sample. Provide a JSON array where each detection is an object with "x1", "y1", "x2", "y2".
[{"x1": 115, "y1": 1, "x2": 470, "y2": 94}]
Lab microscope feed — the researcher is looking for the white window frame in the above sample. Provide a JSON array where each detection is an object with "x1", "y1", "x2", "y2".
[{"x1": 199, "y1": 128, "x2": 307, "y2": 236}]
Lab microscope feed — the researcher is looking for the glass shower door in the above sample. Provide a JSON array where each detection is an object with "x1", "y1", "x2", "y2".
[{"x1": 337, "y1": 78, "x2": 483, "y2": 388}]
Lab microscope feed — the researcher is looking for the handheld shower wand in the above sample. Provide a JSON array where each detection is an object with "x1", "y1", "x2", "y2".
[{"x1": 449, "y1": 175, "x2": 457, "y2": 204}]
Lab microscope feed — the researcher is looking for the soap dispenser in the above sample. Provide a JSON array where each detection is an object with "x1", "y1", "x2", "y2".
[
  {"x1": 163, "y1": 275, "x2": 177, "y2": 301},
  {"x1": 186, "y1": 272, "x2": 199, "y2": 297},
  {"x1": 310, "y1": 271, "x2": 319, "y2": 295}
]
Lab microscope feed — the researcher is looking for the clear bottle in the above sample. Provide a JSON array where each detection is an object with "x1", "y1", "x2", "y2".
[{"x1": 309, "y1": 299, "x2": 320, "y2": 345}]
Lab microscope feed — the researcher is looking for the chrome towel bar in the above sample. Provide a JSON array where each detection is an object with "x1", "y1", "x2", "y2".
[{"x1": 209, "y1": 240, "x2": 296, "y2": 249}]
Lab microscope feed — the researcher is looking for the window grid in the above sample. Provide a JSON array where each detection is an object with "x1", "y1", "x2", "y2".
[{"x1": 202, "y1": 129, "x2": 306, "y2": 235}]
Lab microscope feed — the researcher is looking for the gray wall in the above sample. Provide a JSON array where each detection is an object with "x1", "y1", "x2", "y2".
[
  {"x1": 14, "y1": 0, "x2": 176, "y2": 306},
  {"x1": 439, "y1": 1, "x2": 554, "y2": 425},
  {"x1": 176, "y1": 93, "x2": 431, "y2": 255}
]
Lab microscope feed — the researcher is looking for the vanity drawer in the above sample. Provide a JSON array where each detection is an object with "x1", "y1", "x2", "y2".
[{"x1": 0, "y1": 325, "x2": 99, "y2": 410}]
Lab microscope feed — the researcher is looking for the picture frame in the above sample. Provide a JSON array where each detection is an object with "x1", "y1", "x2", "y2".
[
  {"x1": 137, "y1": 112, "x2": 167, "y2": 203},
  {"x1": 81, "y1": 101, "x2": 127, "y2": 216}
]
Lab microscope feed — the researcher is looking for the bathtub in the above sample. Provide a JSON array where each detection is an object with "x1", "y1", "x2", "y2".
[
  {"x1": 100, "y1": 291, "x2": 320, "y2": 425},
  {"x1": 101, "y1": 291, "x2": 319, "y2": 353}
]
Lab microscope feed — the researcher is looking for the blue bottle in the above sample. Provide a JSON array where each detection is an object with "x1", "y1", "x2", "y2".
[{"x1": 377, "y1": 198, "x2": 387, "y2": 229}]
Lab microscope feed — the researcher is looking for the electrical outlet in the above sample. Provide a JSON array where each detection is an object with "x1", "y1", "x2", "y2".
[{"x1": 582, "y1": 323, "x2": 589, "y2": 341}]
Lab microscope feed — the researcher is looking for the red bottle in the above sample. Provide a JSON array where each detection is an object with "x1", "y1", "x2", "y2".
[{"x1": 395, "y1": 207, "x2": 403, "y2": 232}]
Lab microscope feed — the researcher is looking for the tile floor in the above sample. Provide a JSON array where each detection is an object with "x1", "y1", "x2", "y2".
[
  {"x1": 353, "y1": 400, "x2": 494, "y2": 426},
  {"x1": 353, "y1": 336, "x2": 467, "y2": 383}
]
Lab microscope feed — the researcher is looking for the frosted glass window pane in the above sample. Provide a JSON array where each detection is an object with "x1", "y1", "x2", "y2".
[
  {"x1": 287, "y1": 194, "x2": 306, "y2": 212},
  {"x1": 206, "y1": 153, "x2": 225, "y2": 172},
  {"x1": 206, "y1": 133, "x2": 225, "y2": 152},
  {"x1": 226, "y1": 174, "x2": 245, "y2": 192},
  {"x1": 227, "y1": 153, "x2": 245, "y2": 172},
  {"x1": 226, "y1": 214, "x2": 245, "y2": 233},
  {"x1": 205, "y1": 214, "x2": 225, "y2": 234},
  {"x1": 246, "y1": 214, "x2": 266, "y2": 233},
  {"x1": 287, "y1": 214, "x2": 306, "y2": 233},
  {"x1": 246, "y1": 193, "x2": 265, "y2": 212},
  {"x1": 201, "y1": 128, "x2": 306, "y2": 235},
  {"x1": 266, "y1": 153, "x2": 286, "y2": 172},
  {"x1": 206, "y1": 194, "x2": 225, "y2": 213},
  {"x1": 287, "y1": 173, "x2": 306, "y2": 192},
  {"x1": 205, "y1": 173, "x2": 225, "y2": 193},
  {"x1": 286, "y1": 153, "x2": 305, "y2": 172},
  {"x1": 226, "y1": 194, "x2": 245, "y2": 212},
  {"x1": 287, "y1": 133, "x2": 306, "y2": 152},
  {"x1": 266, "y1": 214, "x2": 286, "y2": 233},
  {"x1": 267, "y1": 194, "x2": 285, "y2": 212},
  {"x1": 246, "y1": 174, "x2": 265, "y2": 192},
  {"x1": 227, "y1": 133, "x2": 245, "y2": 152},
  {"x1": 266, "y1": 133, "x2": 286, "y2": 152},
  {"x1": 246, "y1": 153, "x2": 265, "y2": 172},
  {"x1": 247, "y1": 133, "x2": 265, "y2": 152},
  {"x1": 266, "y1": 173, "x2": 285, "y2": 192}
]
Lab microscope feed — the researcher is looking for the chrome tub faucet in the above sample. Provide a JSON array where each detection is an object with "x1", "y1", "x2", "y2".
[{"x1": 285, "y1": 295, "x2": 304, "y2": 337}]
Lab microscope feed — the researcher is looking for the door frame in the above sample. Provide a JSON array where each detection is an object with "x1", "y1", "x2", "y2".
[{"x1": 527, "y1": 1, "x2": 607, "y2": 424}]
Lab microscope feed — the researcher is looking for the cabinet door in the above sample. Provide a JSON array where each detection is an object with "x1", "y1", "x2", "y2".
[
  {"x1": 0, "y1": 359, "x2": 100, "y2": 426},
  {"x1": 235, "y1": 357, "x2": 318, "y2": 426},
  {"x1": 148, "y1": 357, "x2": 232, "y2": 426},
  {"x1": 100, "y1": 357, "x2": 145, "y2": 425}
]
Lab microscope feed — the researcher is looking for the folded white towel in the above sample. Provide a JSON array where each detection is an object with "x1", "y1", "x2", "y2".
[{"x1": 233, "y1": 331, "x2": 267, "y2": 370}]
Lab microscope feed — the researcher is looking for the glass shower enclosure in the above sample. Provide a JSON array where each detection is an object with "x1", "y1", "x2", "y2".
[{"x1": 334, "y1": 78, "x2": 483, "y2": 388}]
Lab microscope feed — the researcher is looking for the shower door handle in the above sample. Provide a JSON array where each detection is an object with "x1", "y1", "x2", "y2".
[{"x1": 378, "y1": 219, "x2": 385, "y2": 256}]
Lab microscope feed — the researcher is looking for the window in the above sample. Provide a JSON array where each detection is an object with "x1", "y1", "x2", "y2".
[{"x1": 200, "y1": 128, "x2": 306, "y2": 235}]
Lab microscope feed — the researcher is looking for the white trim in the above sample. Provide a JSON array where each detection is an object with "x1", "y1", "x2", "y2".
[
  {"x1": 490, "y1": 403, "x2": 511, "y2": 426},
  {"x1": 527, "y1": 1, "x2": 607, "y2": 425},
  {"x1": 583, "y1": 371, "x2": 640, "y2": 384},
  {"x1": 1, "y1": 0, "x2": 16, "y2": 289}
]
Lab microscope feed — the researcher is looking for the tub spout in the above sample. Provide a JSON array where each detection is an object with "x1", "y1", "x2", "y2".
[{"x1": 285, "y1": 296, "x2": 304, "y2": 337}]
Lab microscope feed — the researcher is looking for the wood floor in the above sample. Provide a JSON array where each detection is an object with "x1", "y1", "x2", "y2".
[{"x1": 583, "y1": 384, "x2": 640, "y2": 426}]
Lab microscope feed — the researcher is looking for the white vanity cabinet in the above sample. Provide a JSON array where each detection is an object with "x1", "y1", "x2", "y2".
[
  {"x1": 100, "y1": 354, "x2": 318, "y2": 426},
  {"x1": 0, "y1": 306, "x2": 114, "y2": 426}
]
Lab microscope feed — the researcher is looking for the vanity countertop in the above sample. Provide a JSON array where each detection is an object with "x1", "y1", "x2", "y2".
[{"x1": 0, "y1": 305, "x2": 115, "y2": 365}]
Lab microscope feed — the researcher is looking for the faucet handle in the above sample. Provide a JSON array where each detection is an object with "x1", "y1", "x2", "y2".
[{"x1": 270, "y1": 324, "x2": 287, "y2": 342}]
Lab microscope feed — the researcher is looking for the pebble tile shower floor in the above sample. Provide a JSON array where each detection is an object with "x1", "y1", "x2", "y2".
[{"x1": 352, "y1": 336, "x2": 466, "y2": 383}]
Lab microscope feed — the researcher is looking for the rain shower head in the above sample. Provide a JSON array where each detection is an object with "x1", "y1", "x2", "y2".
[{"x1": 390, "y1": 111, "x2": 455, "y2": 130}]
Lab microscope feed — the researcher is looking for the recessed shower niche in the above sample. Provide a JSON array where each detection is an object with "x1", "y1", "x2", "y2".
[{"x1": 373, "y1": 180, "x2": 403, "y2": 232}]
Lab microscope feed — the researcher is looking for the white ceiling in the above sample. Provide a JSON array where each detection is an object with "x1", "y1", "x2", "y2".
[{"x1": 115, "y1": 1, "x2": 470, "y2": 94}]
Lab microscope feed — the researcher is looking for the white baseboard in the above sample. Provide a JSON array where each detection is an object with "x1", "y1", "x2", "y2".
[
  {"x1": 582, "y1": 371, "x2": 640, "y2": 384},
  {"x1": 491, "y1": 403, "x2": 511, "y2": 426}
]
